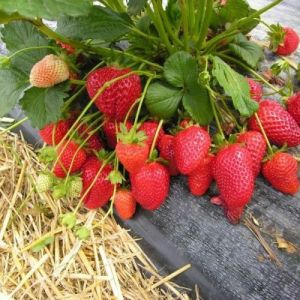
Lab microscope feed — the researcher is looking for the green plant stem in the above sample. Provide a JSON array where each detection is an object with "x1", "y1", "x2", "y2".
[
  {"x1": 0, "y1": 117, "x2": 28, "y2": 136},
  {"x1": 194, "y1": 0, "x2": 206, "y2": 38},
  {"x1": 8, "y1": 46, "x2": 57, "y2": 60},
  {"x1": 207, "y1": 87, "x2": 225, "y2": 139},
  {"x1": 254, "y1": 113, "x2": 273, "y2": 154},
  {"x1": 149, "y1": 119, "x2": 164, "y2": 158},
  {"x1": 31, "y1": 19, "x2": 163, "y2": 71},
  {"x1": 129, "y1": 26, "x2": 161, "y2": 42},
  {"x1": 196, "y1": 0, "x2": 213, "y2": 49},
  {"x1": 154, "y1": 0, "x2": 184, "y2": 47},
  {"x1": 147, "y1": 3, "x2": 174, "y2": 54},
  {"x1": 69, "y1": 79, "x2": 86, "y2": 86},
  {"x1": 187, "y1": 0, "x2": 195, "y2": 34},
  {"x1": 280, "y1": 56, "x2": 298, "y2": 71},
  {"x1": 203, "y1": 0, "x2": 284, "y2": 51},
  {"x1": 180, "y1": 0, "x2": 190, "y2": 51},
  {"x1": 63, "y1": 85, "x2": 86, "y2": 111},
  {"x1": 218, "y1": 53, "x2": 283, "y2": 95}
]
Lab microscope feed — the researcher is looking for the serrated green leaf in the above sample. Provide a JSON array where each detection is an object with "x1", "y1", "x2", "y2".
[
  {"x1": 182, "y1": 81, "x2": 213, "y2": 125},
  {"x1": 211, "y1": 56, "x2": 258, "y2": 117},
  {"x1": 1, "y1": 21, "x2": 52, "y2": 73},
  {"x1": 127, "y1": 0, "x2": 147, "y2": 15},
  {"x1": 20, "y1": 83, "x2": 69, "y2": 129},
  {"x1": 0, "y1": 67, "x2": 29, "y2": 118},
  {"x1": 0, "y1": 0, "x2": 92, "y2": 20},
  {"x1": 57, "y1": 7, "x2": 131, "y2": 42},
  {"x1": 0, "y1": 10, "x2": 21, "y2": 24},
  {"x1": 228, "y1": 34, "x2": 263, "y2": 69},
  {"x1": 145, "y1": 82, "x2": 183, "y2": 119},
  {"x1": 164, "y1": 51, "x2": 198, "y2": 88}
]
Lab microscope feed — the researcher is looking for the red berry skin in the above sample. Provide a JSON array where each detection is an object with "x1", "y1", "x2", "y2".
[
  {"x1": 237, "y1": 131, "x2": 267, "y2": 177},
  {"x1": 287, "y1": 92, "x2": 300, "y2": 125},
  {"x1": 39, "y1": 119, "x2": 71, "y2": 145},
  {"x1": 174, "y1": 126, "x2": 211, "y2": 175},
  {"x1": 139, "y1": 121, "x2": 165, "y2": 148},
  {"x1": 131, "y1": 162, "x2": 170, "y2": 210},
  {"x1": 249, "y1": 99, "x2": 300, "y2": 147},
  {"x1": 276, "y1": 27, "x2": 299, "y2": 56},
  {"x1": 54, "y1": 140, "x2": 87, "y2": 178},
  {"x1": 77, "y1": 123, "x2": 103, "y2": 152},
  {"x1": 246, "y1": 78, "x2": 263, "y2": 102},
  {"x1": 86, "y1": 67, "x2": 142, "y2": 121},
  {"x1": 103, "y1": 120, "x2": 133, "y2": 149},
  {"x1": 81, "y1": 156, "x2": 114, "y2": 209},
  {"x1": 114, "y1": 189, "x2": 136, "y2": 220},
  {"x1": 188, "y1": 154, "x2": 214, "y2": 196},
  {"x1": 158, "y1": 134, "x2": 179, "y2": 176},
  {"x1": 262, "y1": 152, "x2": 299, "y2": 195},
  {"x1": 116, "y1": 142, "x2": 149, "y2": 174},
  {"x1": 213, "y1": 144, "x2": 255, "y2": 224}
]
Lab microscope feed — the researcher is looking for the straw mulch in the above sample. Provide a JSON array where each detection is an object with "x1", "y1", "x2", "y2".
[{"x1": 0, "y1": 130, "x2": 193, "y2": 300}]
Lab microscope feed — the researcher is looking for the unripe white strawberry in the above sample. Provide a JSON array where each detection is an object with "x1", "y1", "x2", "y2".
[
  {"x1": 67, "y1": 177, "x2": 82, "y2": 198},
  {"x1": 36, "y1": 173, "x2": 53, "y2": 193},
  {"x1": 30, "y1": 54, "x2": 70, "y2": 88}
]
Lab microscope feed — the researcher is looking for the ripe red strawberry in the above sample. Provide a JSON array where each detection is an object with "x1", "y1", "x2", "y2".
[
  {"x1": 246, "y1": 78, "x2": 263, "y2": 102},
  {"x1": 114, "y1": 189, "x2": 136, "y2": 220},
  {"x1": 56, "y1": 40, "x2": 75, "y2": 54},
  {"x1": 81, "y1": 156, "x2": 114, "y2": 209},
  {"x1": 174, "y1": 125, "x2": 211, "y2": 175},
  {"x1": 77, "y1": 123, "x2": 103, "y2": 152},
  {"x1": 30, "y1": 54, "x2": 70, "y2": 88},
  {"x1": 116, "y1": 142, "x2": 149, "y2": 174},
  {"x1": 237, "y1": 131, "x2": 267, "y2": 177},
  {"x1": 249, "y1": 99, "x2": 300, "y2": 147},
  {"x1": 262, "y1": 152, "x2": 299, "y2": 195},
  {"x1": 138, "y1": 121, "x2": 165, "y2": 148},
  {"x1": 157, "y1": 134, "x2": 179, "y2": 176},
  {"x1": 39, "y1": 119, "x2": 71, "y2": 145},
  {"x1": 54, "y1": 140, "x2": 87, "y2": 178},
  {"x1": 213, "y1": 144, "x2": 255, "y2": 224},
  {"x1": 86, "y1": 67, "x2": 141, "y2": 121},
  {"x1": 103, "y1": 120, "x2": 133, "y2": 149},
  {"x1": 131, "y1": 162, "x2": 170, "y2": 210},
  {"x1": 188, "y1": 154, "x2": 214, "y2": 196},
  {"x1": 276, "y1": 27, "x2": 299, "y2": 56},
  {"x1": 287, "y1": 92, "x2": 300, "y2": 125}
]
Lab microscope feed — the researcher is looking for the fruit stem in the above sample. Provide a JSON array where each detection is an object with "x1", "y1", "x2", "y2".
[
  {"x1": 62, "y1": 85, "x2": 86, "y2": 111},
  {"x1": 73, "y1": 151, "x2": 115, "y2": 214},
  {"x1": 218, "y1": 53, "x2": 283, "y2": 95},
  {"x1": 69, "y1": 79, "x2": 86, "y2": 86},
  {"x1": 100, "y1": 184, "x2": 117, "y2": 223},
  {"x1": 132, "y1": 76, "x2": 154, "y2": 131},
  {"x1": 207, "y1": 86, "x2": 225, "y2": 139},
  {"x1": 149, "y1": 119, "x2": 164, "y2": 159},
  {"x1": 254, "y1": 113, "x2": 273, "y2": 154},
  {"x1": 194, "y1": 0, "x2": 206, "y2": 38},
  {"x1": 0, "y1": 117, "x2": 28, "y2": 136},
  {"x1": 280, "y1": 56, "x2": 298, "y2": 71}
]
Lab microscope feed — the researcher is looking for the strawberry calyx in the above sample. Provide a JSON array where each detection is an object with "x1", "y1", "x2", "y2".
[
  {"x1": 59, "y1": 212, "x2": 77, "y2": 229},
  {"x1": 108, "y1": 169, "x2": 125, "y2": 185},
  {"x1": 262, "y1": 144, "x2": 287, "y2": 162},
  {"x1": 38, "y1": 146, "x2": 56, "y2": 163},
  {"x1": 117, "y1": 123, "x2": 147, "y2": 145},
  {"x1": 268, "y1": 23, "x2": 286, "y2": 51}
]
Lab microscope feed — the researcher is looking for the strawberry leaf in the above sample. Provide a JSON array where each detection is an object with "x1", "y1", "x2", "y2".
[
  {"x1": 56, "y1": 7, "x2": 132, "y2": 42},
  {"x1": 145, "y1": 82, "x2": 183, "y2": 119},
  {"x1": 228, "y1": 34, "x2": 263, "y2": 69},
  {"x1": 0, "y1": 0, "x2": 92, "y2": 20},
  {"x1": 20, "y1": 82, "x2": 69, "y2": 129},
  {"x1": 127, "y1": 0, "x2": 147, "y2": 16},
  {"x1": 0, "y1": 67, "x2": 29, "y2": 118},
  {"x1": 182, "y1": 81, "x2": 213, "y2": 125},
  {"x1": 164, "y1": 51, "x2": 198, "y2": 88},
  {"x1": 211, "y1": 56, "x2": 258, "y2": 117},
  {"x1": 1, "y1": 21, "x2": 52, "y2": 73}
]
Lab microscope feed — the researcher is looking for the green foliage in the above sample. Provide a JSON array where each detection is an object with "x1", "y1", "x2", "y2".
[
  {"x1": 32, "y1": 235, "x2": 54, "y2": 252},
  {"x1": 20, "y1": 83, "x2": 69, "y2": 129},
  {"x1": 56, "y1": 7, "x2": 132, "y2": 43},
  {"x1": 145, "y1": 82, "x2": 183, "y2": 119},
  {"x1": 0, "y1": 0, "x2": 92, "y2": 20},
  {"x1": 164, "y1": 51, "x2": 198, "y2": 88},
  {"x1": 229, "y1": 34, "x2": 264, "y2": 69},
  {"x1": 211, "y1": 56, "x2": 258, "y2": 117},
  {"x1": 127, "y1": 0, "x2": 147, "y2": 15},
  {"x1": 0, "y1": 67, "x2": 29, "y2": 118},
  {"x1": 1, "y1": 21, "x2": 52, "y2": 73}
]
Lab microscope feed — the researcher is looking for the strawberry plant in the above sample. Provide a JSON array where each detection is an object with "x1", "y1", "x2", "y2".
[{"x1": 0, "y1": 0, "x2": 299, "y2": 225}]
